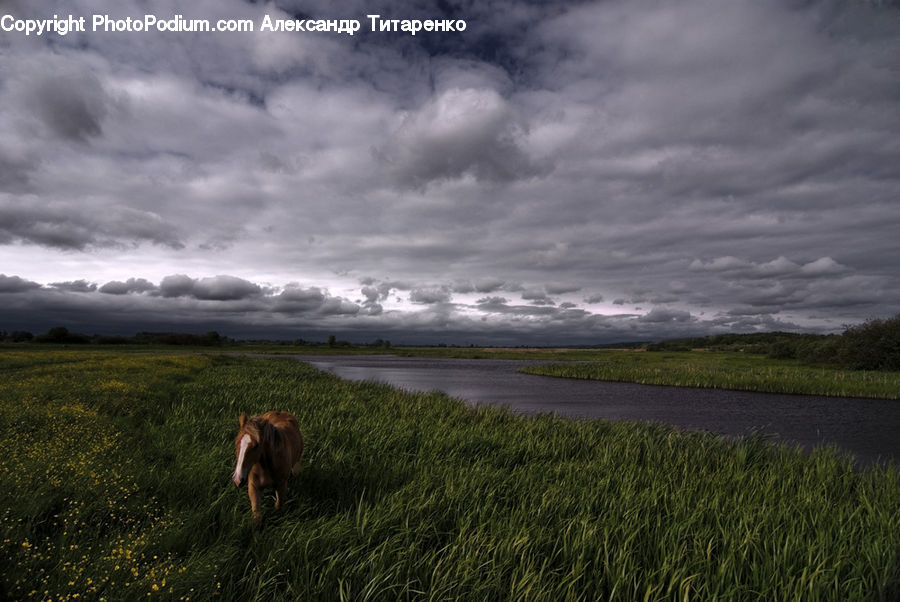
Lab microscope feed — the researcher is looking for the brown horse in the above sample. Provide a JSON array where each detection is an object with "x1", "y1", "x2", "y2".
[{"x1": 232, "y1": 411, "x2": 303, "y2": 527}]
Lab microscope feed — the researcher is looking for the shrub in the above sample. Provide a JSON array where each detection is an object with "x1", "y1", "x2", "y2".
[{"x1": 834, "y1": 315, "x2": 900, "y2": 370}]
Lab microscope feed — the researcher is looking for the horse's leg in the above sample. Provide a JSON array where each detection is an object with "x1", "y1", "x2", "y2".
[
  {"x1": 275, "y1": 480, "x2": 287, "y2": 511},
  {"x1": 248, "y1": 480, "x2": 263, "y2": 528}
]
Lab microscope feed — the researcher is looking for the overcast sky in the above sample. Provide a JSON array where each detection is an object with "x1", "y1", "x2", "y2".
[{"x1": 1, "y1": 0, "x2": 899, "y2": 345}]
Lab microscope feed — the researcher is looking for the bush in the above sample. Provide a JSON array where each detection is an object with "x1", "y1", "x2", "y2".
[{"x1": 834, "y1": 315, "x2": 900, "y2": 371}]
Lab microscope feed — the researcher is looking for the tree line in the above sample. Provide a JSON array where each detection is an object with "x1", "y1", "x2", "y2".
[
  {"x1": 0, "y1": 327, "x2": 231, "y2": 347},
  {"x1": 646, "y1": 314, "x2": 900, "y2": 371}
]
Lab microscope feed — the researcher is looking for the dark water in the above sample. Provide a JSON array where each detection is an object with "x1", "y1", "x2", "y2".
[{"x1": 285, "y1": 355, "x2": 899, "y2": 466}]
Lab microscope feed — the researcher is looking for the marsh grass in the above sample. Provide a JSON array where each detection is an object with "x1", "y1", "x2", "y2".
[
  {"x1": 1, "y1": 350, "x2": 898, "y2": 600},
  {"x1": 522, "y1": 352, "x2": 900, "y2": 399}
]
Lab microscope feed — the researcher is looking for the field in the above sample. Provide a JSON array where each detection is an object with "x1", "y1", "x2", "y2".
[
  {"x1": 520, "y1": 352, "x2": 900, "y2": 399},
  {"x1": 1, "y1": 349, "x2": 899, "y2": 601},
  {"x1": 237, "y1": 344, "x2": 900, "y2": 400}
]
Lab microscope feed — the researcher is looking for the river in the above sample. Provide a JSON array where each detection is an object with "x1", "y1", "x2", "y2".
[{"x1": 279, "y1": 354, "x2": 899, "y2": 466}]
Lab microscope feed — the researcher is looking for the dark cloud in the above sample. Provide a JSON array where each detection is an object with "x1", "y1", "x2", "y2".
[
  {"x1": 0, "y1": 202, "x2": 184, "y2": 251},
  {"x1": 2, "y1": 0, "x2": 899, "y2": 343},
  {"x1": 638, "y1": 307, "x2": 695, "y2": 324},
  {"x1": 29, "y1": 71, "x2": 108, "y2": 142},
  {"x1": 159, "y1": 275, "x2": 197, "y2": 299},
  {"x1": 450, "y1": 278, "x2": 516, "y2": 295},
  {"x1": 273, "y1": 286, "x2": 326, "y2": 312},
  {"x1": 49, "y1": 280, "x2": 97, "y2": 293},
  {"x1": 0, "y1": 270, "x2": 853, "y2": 344},
  {"x1": 521, "y1": 289, "x2": 555, "y2": 306},
  {"x1": 476, "y1": 296, "x2": 555, "y2": 317},
  {"x1": 410, "y1": 287, "x2": 452, "y2": 305},
  {"x1": 689, "y1": 256, "x2": 849, "y2": 280},
  {"x1": 192, "y1": 276, "x2": 262, "y2": 301},
  {"x1": 319, "y1": 297, "x2": 361, "y2": 316},
  {"x1": 274, "y1": 285, "x2": 361, "y2": 316},
  {"x1": 378, "y1": 87, "x2": 551, "y2": 187},
  {"x1": 0, "y1": 154, "x2": 32, "y2": 193},
  {"x1": 99, "y1": 278, "x2": 157, "y2": 295},
  {"x1": 0, "y1": 274, "x2": 41, "y2": 293},
  {"x1": 159, "y1": 275, "x2": 262, "y2": 301}
]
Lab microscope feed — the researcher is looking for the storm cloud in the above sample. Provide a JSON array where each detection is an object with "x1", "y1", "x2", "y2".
[
  {"x1": 1, "y1": 0, "x2": 899, "y2": 343},
  {"x1": 380, "y1": 87, "x2": 549, "y2": 187}
]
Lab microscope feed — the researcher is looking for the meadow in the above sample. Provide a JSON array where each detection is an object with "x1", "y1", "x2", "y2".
[
  {"x1": 241, "y1": 343, "x2": 900, "y2": 399},
  {"x1": 1, "y1": 348, "x2": 898, "y2": 601},
  {"x1": 519, "y1": 351, "x2": 900, "y2": 400}
]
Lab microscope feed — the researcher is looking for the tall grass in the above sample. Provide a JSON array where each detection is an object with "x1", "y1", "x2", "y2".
[
  {"x1": 1, "y1": 350, "x2": 898, "y2": 600},
  {"x1": 522, "y1": 352, "x2": 900, "y2": 399}
]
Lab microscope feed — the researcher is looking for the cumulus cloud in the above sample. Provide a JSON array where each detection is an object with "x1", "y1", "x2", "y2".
[
  {"x1": 799, "y1": 257, "x2": 847, "y2": 277},
  {"x1": 49, "y1": 280, "x2": 97, "y2": 293},
  {"x1": 274, "y1": 286, "x2": 326, "y2": 313},
  {"x1": 192, "y1": 276, "x2": 262, "y2": 301},
  {"x1": 521, "y1": 289, "x2": 555, "y2": 306},
  {"x1": 158, "y1": 275, "x2": 261, "y2": 301},
  {"x1": 379, "y1": 88, "x2": 549, "y2": 186},
  {"x1": 690, "y1": 256, "x2": 850, "y2": 280},
  {"x1": 471, "y1": 278, "x2": 508, "y2": 293},
  {"x1": 410, "y1": 287, "x2": 452, "y2": 305},
  {"x1": 319, "y1": 297, "x2": 361, "y2": 316},
  {"x1": 273, "y1": 285, "x2": 361, "y2": 316},
  {"x1": 0, "y1": 274, "x2": 41, "y2": 293},
  {"x1": 159, "y1": 275, "x2": 196, "y2": 299},
  {"x1": 99, "y1": 278, "x2": 157, "y2": 295}
]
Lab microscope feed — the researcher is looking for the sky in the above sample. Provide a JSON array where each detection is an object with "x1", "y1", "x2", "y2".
[{"x1": 1, "y1": 0, "x2": 899, "y2": 345}]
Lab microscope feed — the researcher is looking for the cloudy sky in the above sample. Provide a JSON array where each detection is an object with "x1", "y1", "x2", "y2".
[{"x1": 1, "y1": 0, "x2": 899, "y2": 345}]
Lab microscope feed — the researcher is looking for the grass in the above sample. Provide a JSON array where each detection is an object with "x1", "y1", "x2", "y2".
[
  {"x1": 521, "y1": 351, "x2": 900, "y2": 400},
  {"x1": 230, "y1": 343, "x2": 900, "y2": 399},
  {"x1": 1, "y1": 348, "x2": 899, "y2": 600}
]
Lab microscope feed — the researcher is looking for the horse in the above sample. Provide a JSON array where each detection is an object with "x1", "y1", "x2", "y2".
[{"x1": 232, "y1": 411, "x2": 303, "y2": 527}]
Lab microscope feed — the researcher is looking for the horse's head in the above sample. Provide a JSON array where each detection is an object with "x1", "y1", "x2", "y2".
[{"x1": 232, "y1": 413, "x2": 262, "y2": 487}]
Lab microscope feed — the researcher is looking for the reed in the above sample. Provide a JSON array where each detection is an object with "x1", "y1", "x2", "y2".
[{"x1": 1, "y1": 350, "x2": 898, "y2": 600}]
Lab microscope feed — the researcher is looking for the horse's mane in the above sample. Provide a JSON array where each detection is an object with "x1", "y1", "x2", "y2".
[{"x1": 244, "y1": 415, "x2": 287, "y2": 458}]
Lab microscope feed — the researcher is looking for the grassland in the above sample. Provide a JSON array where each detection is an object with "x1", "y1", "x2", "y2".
[
  {"x1": 520, "y1": 351, "x2": 900, "y2": 400},
  {"x1": 248, "y1": 343, "x2": 900, "y2": 399},
  {"x1": 1, "y1": 349, "x2": 899, "y2": 601}
]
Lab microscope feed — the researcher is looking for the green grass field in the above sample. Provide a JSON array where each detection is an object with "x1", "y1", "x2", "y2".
[
  {"x1": 1, "y1": 349, "x2": 898, "y2": 600},
  {"x1": 520, "y1": 351, "x2": 900, "y2": 400},
  {"x1": 237, "y1": 343, "x2": 900, "y2": 399}
]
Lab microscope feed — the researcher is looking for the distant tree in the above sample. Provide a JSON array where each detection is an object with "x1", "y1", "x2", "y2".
[
  {"x1": 11, "y1": 331, "x2": 34, "y2": 342},
  {"x1": 328, "y1": 335, "x2": 336, "y2": 347},
  {"x1": 36, "y1": 326, "x2": 89, "y2": 344},
  {"x1": 200, "y1": 331, "x2": 223, "y2": 346},
  {"x1": 47, "y1": 326, "x2": 70, "y2": 340}
]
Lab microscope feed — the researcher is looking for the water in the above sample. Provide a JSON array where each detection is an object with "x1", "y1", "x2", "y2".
[{"x1": 283, "y1": 354, "x2": 899, "y2": 466}]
